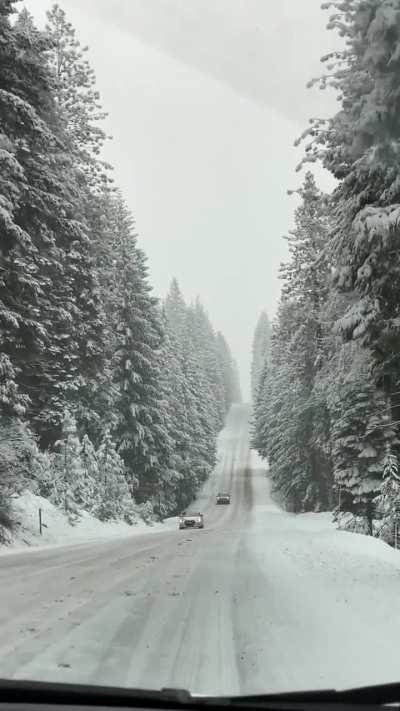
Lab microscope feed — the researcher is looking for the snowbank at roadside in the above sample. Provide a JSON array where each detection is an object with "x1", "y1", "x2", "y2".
[
  {"x1": 250, "y1": 452, "x2": 400, "y2": 563},
  {"x1": 249, "y1": 447, "x2": 400, "y2": 562},
  {"x1": 244, "y1": 456, "x2": 400, "y2": 692},
  {"x1": 1, "y1": 405, "x2": 248, "y2": 555},
  {"x1": 0, "y1": 490, "x2": 177, "y2": 555}
]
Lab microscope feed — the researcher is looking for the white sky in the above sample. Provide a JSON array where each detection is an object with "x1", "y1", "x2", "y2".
[{"x1": 24, "y1": 0, "x2": 338, "y2": 400}]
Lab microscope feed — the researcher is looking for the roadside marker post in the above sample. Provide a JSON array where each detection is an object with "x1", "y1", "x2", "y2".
[{"x1": 38, "y1": 508, "x2": 48, "y2": 535}]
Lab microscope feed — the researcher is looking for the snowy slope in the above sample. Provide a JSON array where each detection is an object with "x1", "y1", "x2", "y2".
[
  {"x1": 1, "y1": 490, "x2": 177, "y2": 554},
  {"x1": 1, "y1": 405, "x2": 246, "y2": 554},
  {"x1": 243, "y1": 449, "x2": 400, "y2": 692}
]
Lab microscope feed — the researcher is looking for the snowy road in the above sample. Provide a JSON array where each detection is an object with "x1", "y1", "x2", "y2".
[{"x1": 2, "y1": 404, "x2": 400, "y2": 694}]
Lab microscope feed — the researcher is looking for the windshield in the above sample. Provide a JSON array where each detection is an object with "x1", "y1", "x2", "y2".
[{"x1": 1, "y1": 0, "x2": 400, "y2": 699}]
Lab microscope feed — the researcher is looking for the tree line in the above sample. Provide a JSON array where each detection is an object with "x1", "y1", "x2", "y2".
[
  {"x1": 0, "y1": 2, "x2": 241, "y2": 536},
  {"x1": 251, "y1": 0, "x2": 400, "y2": 542}
]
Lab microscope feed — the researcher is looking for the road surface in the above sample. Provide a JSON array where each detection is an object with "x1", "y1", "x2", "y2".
[{"x1": 2, "y1": 404, "x2": 400, "y2": 695}]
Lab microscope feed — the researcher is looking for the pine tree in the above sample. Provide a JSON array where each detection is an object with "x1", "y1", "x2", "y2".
[
  {"x1": 182, "y1": 307, "x2": 219, "y2": 470},
  {"x1": 252, "y1": 174, "x2": 333, "y2": 511},
  {"x1": 0, "y1": 354, "x2": 28, "y2": 419},
  {"x1": 81, "y1": 434, "x2": 98, "y2": 480},
  {"x1": 43, "y1": 5, "x2": 108, "y2": 441},
  {"x1": 0, "y1": 418, "x2": 37, "y2": 540},
  {"x1": 45, "y1": 3, "x2": 109, "y2": 185},
  {"x1": 52, "y1": 414, "x2": 100, "y2": 514},
  {"x1": 163, "y1": 281, "x2": 214, "y2": 506},
  {"x1": 164, "y1": 278, "x2": 187, "y2": 344},
  {"x1": 54, "y1": 411, "x2": 84, "y2": 513},
  {"x1": 216, "y1": 331, "x2": 241, "y2": 409},
  {"x1": 31, "y1": 446, "x2": 55, "y2": 501},
  {"x1": 162, "y1": 311, "x2": 213, "y2": 511},
  {"x1": 377, "y1": 445, "x2": 400, "y2": 545},
  {"x1": 88, "y1": 187, "x2": 124, "y2": 438},
  {"x1": 95, "y1": 429, "x2": 135, "y2": 522},
  {"x1": 299, "y1": 0, "x2": 400, "y2": 436},
  {"x1": 0, "y1": 6, "x2": 105, "y2": 445},
  {"x1": 165, "y1": 280, "x2": 217, "y2": 476},
  {"x1": 255, "y1": 303, "x2": 310, "y2": 510},
  {"x1": 158, "y1": 321, "x2": 189, "y2": 512},
  {"x1": 186, "y1": 300, "x2": 225, "y2": 430},
  {"x1": 328, "y1": 344, "x2": 395, "y2": 533},
  {"x1": 251, "y1": 311, "x2": 271, "y2": 403},
  {"x1": 0, "y1": 4, "x2": 243, "y2": 529},
  {"x1": 100, "y1": 193, "x2": 172, "y2": 501},
  {"x1": 79, "y1": 433, "x2": 99, "y2": 508},
  {"x1": 251, "y1": 356, "x2": 271, "y2": 461},
  {"x1": 0, "y1": 3, "x2": 56, "y2": 431}
]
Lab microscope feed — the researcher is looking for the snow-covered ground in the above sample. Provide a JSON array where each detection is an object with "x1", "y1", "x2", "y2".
[
  {"x1": 2, "y1": 404, "x2": 400, "y2": 695},
  {"x1": 1, "y1": 490, "x2": 178, "y2": 555},
  {"x1": 245, "y1": 448, "x2": 400, "y2": 692}
]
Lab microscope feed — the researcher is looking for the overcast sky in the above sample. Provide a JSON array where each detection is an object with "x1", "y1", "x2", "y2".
[{"x1": 24, "y1": 0, "x2": 338, "y2": 400}]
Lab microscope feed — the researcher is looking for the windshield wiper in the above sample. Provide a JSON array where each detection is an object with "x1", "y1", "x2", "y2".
[
  {"x1": 0, "y1": 680, "x2": 200, "y2": 708},
  {"x1": 231, "y1": 682, "x2": 400, "y2": 706},
  {"x1": 2, "y1": 679, "x2": 400, "y2": 709}
]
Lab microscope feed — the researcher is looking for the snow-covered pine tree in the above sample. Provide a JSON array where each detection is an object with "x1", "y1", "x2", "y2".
[
  {"x1": 0, "y1": 3, "x2": 55, "y2": 433},
  {"x1": 80, "y1": 433, "x2": 99, "y2": 509},
  {"x1": 327, "y1": 343, "x2": 395, "y2": 534},
  {"x1": 101, "y1": 193, "x2": 172, "y2": 502},
  {"x1": 182, "y1": 306, "x2": 219, "y2": 472},
  {"x1": 0, "y1": 351, "x2": 30, "y2": 531},
  {"x1": 186, "y1": 300, "x2": 226, "y2": 430},
  {"x1": 41, "y1": 6, "x2": 108, "y2": 442},
  {"x1": 157, "y1": 317, "x2": 189, "y2": 513},
  {"x1": 164, "y1": 281, "x2": 214, "y2": 501},
  {"x1": 252, "y1": 174, "x2": 332, "y2": 511},
  {"x1": 87, "y1": 187, "x2": 123, "y2": 439},
  {"x1": 377, "y1": 445, "x2": 400, "y2": 545},
  {"x1": 53, "y1": 414, "x2": 100, "y2": 515},
  {"x1": 53, "y1": 411, "x2": 84, "y2": 514},
  {"x1": 163, "y1": 307, "x2": 223, "y2": 512},
  {"x1": 164, "y1": 278, "x2": 187, "y2": 344},
  {"x1": 251, "y1": 355, "x2": 270, "y2": 462},
  {"x1": 0, "y1": 6, "x2": 104, "y2": 446},
  {"x1": 45, "y1": 4, "x2": 109, "y2": 186},
  {"x1": 0, "y1": 354, "x2": 27, "y2": 419},
  {"x1": 164, "y1": 283, "x2": 240, "y2": 501},
  {"x1": 31, "y1": 446, "x2": 56, "y2": 501},
  {"x1": 81, "y1": 434, "x2": 98, "y2": 480},
  {"x1": 251, "y1": 311, "x2": 271, "y2": 403},
  {"x1": 95, "y1": 429, "x2": 135, "y2": 522},
  {"x1": 200, "y1": 303, "x2": 227, "y2": 426},
  {"x1": 0, "y1": 418, "x2": 38, "y2": 541},
  {"x1": 254, "y1": 302, "x2": 310, "y2": 511},
  {"x1": 216, "y1": 331, "x2": 241, "y2": 410},
  {"x1": 250, "y1": 311, "x2": 271, "y2": 454},
  {"x1": 299, "y1": 0, "x2": 400, "y2": 447}
]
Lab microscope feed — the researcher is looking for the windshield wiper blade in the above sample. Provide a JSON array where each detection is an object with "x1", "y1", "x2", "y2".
[
  {"x1": 2, "y1": 679, "x2": 400, "y2": 709},
  {"x1": 0, "y1": 680, "x2": 200, "y2": 707},
  {"x1": 329, "y1": 681, "x2": 400, "y2": 705},
  {"x1": 232, "y1": 682, "x2": 400, "y2": 706}
]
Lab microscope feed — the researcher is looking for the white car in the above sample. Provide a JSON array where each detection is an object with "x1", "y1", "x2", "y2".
[{"x1": 178, "y1": 512, "x2": 204, "y2": 530}]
